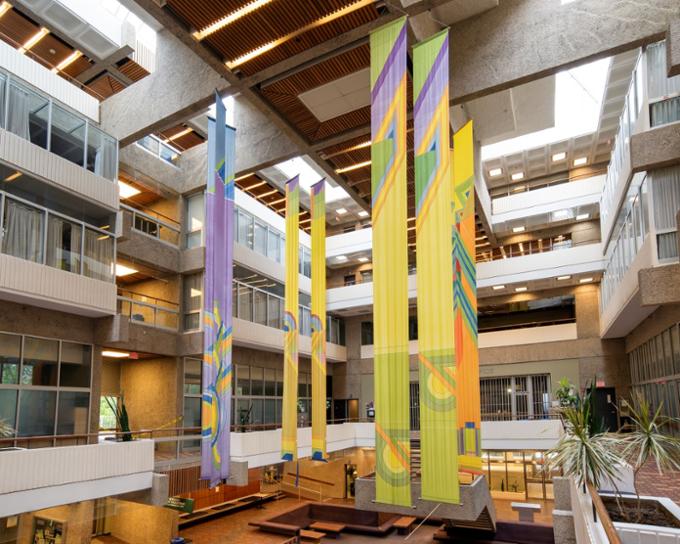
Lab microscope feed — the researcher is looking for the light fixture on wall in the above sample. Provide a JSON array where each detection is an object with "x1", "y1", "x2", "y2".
[
  {"x1": 4, "y1": 171, "x2": 21, "y2": 182},
  {"x1": 576, "y1": 213, "x2": 590, "y2": 220},
  {"x1": 557, "y1": 275, "x2": 571, "y2": 281},
  {"x1": 492, "y1": 285, "x2": 505, "y2": 290},
  {"x1": 489, "y1": 168, "x2": 502, "y2": 177},
  {"x1": 551, "y1": 152, "x2": 566, "y2": 162},
  {"x1": 515, "y1": 286, "x2": 528, "y2": 292},
  {"x1": 103, "y1": 350, "x2": 130, "y2": 358},
  {"x1": 511, "y1": 172, "x2": 524, "y2": 181},
  {"x1": 335, "y1": 160, "x2": 371, "y2": 174},
  {"x1": 579, "y1": 277, "x2": 593, "y2": 283},
  {"x1": 358, "y1": 257, "x2": 369, "y2": 263},
  {"x1": 512, "y1": 226, "x2": 525, "y2": 233},
  {"x1": 336, "y1": 255, "x2": 348, "y2": 262},
  {"x1": 573, "y1": 157, "x2": 588, "y2": 167}
]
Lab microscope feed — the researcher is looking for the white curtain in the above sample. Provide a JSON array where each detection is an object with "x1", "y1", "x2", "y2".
[
  {"x1": 46, "y1": 215, "x2": 82, "y2": 273},
  {"x1": 651, "y1": 166, "x2": 680, "y2": 230},
  {"x1": 83, "y1": 228, "x2": 113, "y2": 282},
  {"x1": 2, "y1": 199, "x2": 43, "y2": 262},
  {"x1": 6, "y1": 84, "x2": 29, "y2": 140},
  {"x1": 94, "y1": 140, "x2": 117, "y2": 180},
  {"x1": 651, "y1": 96, "x2": 680, "y2": 127},
  {"x1": 647, "y1": 42, "x2": 680, "y2": 100}
]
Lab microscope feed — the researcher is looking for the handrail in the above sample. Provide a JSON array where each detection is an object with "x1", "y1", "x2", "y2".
[
  {"x1": 284, "y1": 472, "x2": 335, "y2": 487},
  {"x1": 117, "y1": 288, "x2": 179, "y2": 309},
  {"x1": 587, "y1": 483, "x2": 622, "y2": 544},
  {"x1": 117, "y1": 295, "x2": 179, "y2": 314},
  {"x1": 120, "y1": 203, "x2": 181, "y2": 232}
]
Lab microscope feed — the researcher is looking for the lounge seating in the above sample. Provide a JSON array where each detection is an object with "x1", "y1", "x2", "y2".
[{"x1": 249, "y1": 502, "x2": 399, "y2": 537}]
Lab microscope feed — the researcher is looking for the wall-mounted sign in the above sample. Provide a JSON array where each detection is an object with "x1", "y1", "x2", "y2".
[
  {"x1": 165, "y1": 496, "x2": 195, "y2": 514},
  {"x1": 33, "y1": 517, "x2": 65, "y2": 544}
]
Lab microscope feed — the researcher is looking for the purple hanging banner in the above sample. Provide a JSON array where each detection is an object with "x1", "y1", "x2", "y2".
[{"x1": 201, "y1": 92, "x2": 235, "y2": 486}]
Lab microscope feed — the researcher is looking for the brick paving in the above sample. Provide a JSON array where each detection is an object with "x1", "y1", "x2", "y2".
[{"x1": 634, "y1": 462, "x2": 680, "y2": 503}]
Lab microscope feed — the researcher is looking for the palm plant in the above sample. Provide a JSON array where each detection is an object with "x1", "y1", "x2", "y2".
[
  {"x1": 620, "y1": 393, "x2": 680, "y2": 522},
  {"x1": 0, "y1": 418, "x2": 13, "y2": 438},
  {"x1": 105, "y1": 395, "x2": 132, "y2": 441},
  {"x1": 547, "y1": 402, "x2": 624, "y2": 492}
]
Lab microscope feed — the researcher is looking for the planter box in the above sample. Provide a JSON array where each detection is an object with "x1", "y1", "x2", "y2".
[{"x1": 601, "y1": 493, "x2": 680, "y2": 544}]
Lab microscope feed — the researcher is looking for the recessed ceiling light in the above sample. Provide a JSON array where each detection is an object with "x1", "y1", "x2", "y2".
[
  {"x1": 336, "y1": 255, "x2": 348, "y2": 262},
  {"x1": 515, "y1": 286, "x2": 528, "y2": 292},
  {"x1": 103, "y1": 350, "x2": 130, "y2": 358},
  {"x1": 4, "y1": 171, "x2": 22, "y2": 182},
  {"x1": 552, "y1": 152, "x2": 566, "y2": 162},
  {"x1": 489, "y1": 168, "x2": 503, "y2": 177},
  {"x1": 335, "y1": 160, "x2": 371, "y2": 174},
  {"x1": 511, "y1": 172, "x2": 524, "y2": 181},
  {"x1": 557, "y1": 275, "x2": 571, "y2": 281},
  {"x1": 193, "y1": 0, "x2": 273, "y2": 40},
  {"x1": 512, "y1": 226, "x2": 525, "y2": 233},
  {"x1": 52, "y1": 50, "x2": 83, "y2": 73},
  {"x1": 115, "y1": 264, "x2": 138, "y2": 277},
  {"x1": 579, "y1": 277, "x2": 593, "y2": 283},
  {"x1": 492, "y1": 285, "x2": 505, "y2": 290},
  {"x1": 165, "y1": 127, "x2": 193, "y2": 142},
  {"x1": 358, "y1": 257, "x2": 369, "y2": 263},
  {"x1": 19, "y1": 27, "x2": 49, "y2": 54},
  {"x1": 336, "y1": 208, "x2": 348, "y2": 215},
  {"x1": 573, "y1": 157, "x2": 588, "y2": 166},
  {"x1": 358, "y1": 210, "x2": 369, "y2": 217},
  {"x1": 512, "y1": 185, "x2": 526, "y2": 192},
  {"x1": 576, "y1": 213, "x2": 590, "y2": 220},
  {"x1": 118, "y1": 180, "x2": 141, "y2": 199},
  {"x1": 553, "y1": 209, "x2": 570, "y2": 219},
  {"x1": 0, "y1": 2, "x2": 12, "y2": 18}
]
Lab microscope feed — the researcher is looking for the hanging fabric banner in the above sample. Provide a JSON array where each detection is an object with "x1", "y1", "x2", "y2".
[
  {"x1": 281, "y1": 175, "x2": 300, "y2": 461},
  {"x1": 453, "y1": 121, "x2": 482, "y2": 474},
  {"x1": 413, "y1": 29, "x2": 459, "y2": 504},
  {"x1": 201, "y1": 92, "x2": 235, "y2": 487},
  {"x1": 311, "y1": 179, "x2": 327, "y2": 461},
  {"x1": 370, "y1": 16, "x2": 411, "y2": 507}
]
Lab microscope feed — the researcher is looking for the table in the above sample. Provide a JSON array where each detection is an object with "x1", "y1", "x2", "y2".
[
  {"x1": 511, "y1": 502, "x2": 542, "y2": 522},
  {"x1": 300, "y1": 529, "x2": 326, "y2": 542},
  {"x1": 393, "y1": 516, "x2": 417, "y2": 535},
  {"x1": 309, "y1": 521, "x2": 345, "y2": 539}
]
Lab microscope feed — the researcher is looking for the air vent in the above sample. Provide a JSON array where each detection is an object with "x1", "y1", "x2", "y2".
[{"x1": 43, "y1": 2, "x2": 85, "y2": 34}]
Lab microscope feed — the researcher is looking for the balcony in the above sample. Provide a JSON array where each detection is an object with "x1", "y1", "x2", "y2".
[
  {"x1": 117, "y1": 289, "x2": 179, "y2": 331},
  {"x1": 0, "y1": 189, "x2": 116, "y2": 315},
  {"x1": 118, "y1": 204, "x2": 180, "y2": 271}
]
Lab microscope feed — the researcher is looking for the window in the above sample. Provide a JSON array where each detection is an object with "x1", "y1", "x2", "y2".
[
  {"x1": 46, "y1": 215, "x2": 82, "y2": 273},
  {"x1": 360, "y1": 269, "x2": 373, "y2": 283},
  {"x1": 2, "y1": 198, "x2": 44, "y2": 263},
  {"x1": 57, "y1": 392, "x2": 89, "y2": 435},
  {"x1": 185, "y1": 193, "x2": 204, "y2": 248},
  {"x1": 479, "y1": 375, "x2": 551, "y2": 421},
  {"x1": 0, "y1": 333, "x2": 20, "y2": 384},
  {"x1": 50, "y1": 104, "x2": 86, "y2": 167},
  {"x1": 361, "y1": 321, "x2": 373, "y2": 345},
  {"x1": 99, "y1": 396, "x2": 118, "y2": 430},
  {"x1": 82, "y1": 229, "x2": 114, "y2": 282},
  {"x1": 22, "y1": 337, "x2": 59, "y2": 386},
  {"x1": 343, "y1": 274, "x2": 356, "y2": 286},
  {"x1": 183, "y1": 274, "x2": 202, "y2": 331},
  {"x1": 183, "y1": 358, "x2": 202, "y2": 429},
  {"x1": 18, "y1": 390, "x2": 56, "y2": 436},
  {"x1": 59, "y1": 343, "x2": 91, "y2": 388}
]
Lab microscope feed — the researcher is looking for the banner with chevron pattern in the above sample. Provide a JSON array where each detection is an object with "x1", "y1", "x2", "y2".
[
  {"x1": 281, "y1": 175, "x2": 300, "y2": 461},
  {"x1": 414, "y1": 29, "x2": 459, "y2": 504},
  {"x1": 311, "y1": 179, "x2": 327, "y2": 461},
  {"x1": 453, "y1": 121, "x2": 483, "y2": 474},
  {"x1": 201, "y1": 92, "x2": 234, "y2": 487},
  {"x1": 370, "y1": 17, "x2": 411, "y2": 507}
]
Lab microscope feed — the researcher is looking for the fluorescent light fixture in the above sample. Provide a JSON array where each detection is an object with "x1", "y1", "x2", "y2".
[
  {"x1": 103, "y1": 350, "x2": 130, "y2": 358},
  {"x1": 335, "y1": 160, "x2": 371, "y2": 174},
  {"x1": 512, "y1": 226, "x2": 525, "y2": 233},
  {"x1": 19, "y1": 27, "x2": 49, "y2": 54},
  {"x1": 492, "y1": 285, "x2": 505, "y2": 290},
  {"x1": 515, "y1": 286, "x2": 528, "y2": 292},
  {"x1": 552, "y1": 152, "x2": 566, "y2": 162},
  {"x1": 511, "y1": 172, "x2": 524, "y2": 181},
  {"x1": 553, "y1": 209, "x2": 570, "y2": 219},
  {"x1": 358, "y1": 210, "x2": 369, "y2": 217},
  {"x1": 573, "y1": 157, "x2": 588, "y2": 166},
  {"x1": 4, "y1": 171, "x2": 21, "y2": 182},
  {"x1": 488, "y1": 168, "x2": 502, "y2": 177},
  {"x1": 115, "y1": 264, "x2": 138, "y2": 277},
  {"x1": 336, "y1": 207, "x2": 348, "y2": 215},
  {"x1": 336, "y1": 255, "x2": 348, "y2": 262},
  {"x1": 118, "y1": 180, "x2": 141, "y2": 199},
  {"x1": 557, "y1": 275, "x2": 571, "y2": 281},
  {"x1": 512, "y1": 185, "x2": 526, "y2": 192},
  {"x1": 579, "y1": 277, "x2": 593, "y2": 283},
  {"x1": 193, "y1": 0, "x2": 273, "y2": 40},
  {"x1": 190, "y1": 288, "x2": 202, "y2": 297},
  {"x1": 0, "y1": 2, "x2": 11, "y2": 18},
  {"x1": 576, "y1": 213, "x2": 590, "y2": 220},
  {"x1": 244, "y1": 180, "x2": 266, "y2": 191},
  {"x1": 259, "y1": 188, "x2": 279, "y2": 198},
  {"x1": 52, "y1": 50, "x2": 82, "y2": 73},
  {"x1": 358, "y1": 257, "x2": 369, "y2": 263},
  {"x1": 165, "y1": 127, "x2": 193, "y2": 142}
]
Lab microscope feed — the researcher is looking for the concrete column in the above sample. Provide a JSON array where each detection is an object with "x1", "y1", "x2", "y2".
[
  {"x1": 100, "y1": 29, "x2": 229, "y2": 146},
  {"x1": 669, "y1": 19, "x2": 680, "y2": 77}
]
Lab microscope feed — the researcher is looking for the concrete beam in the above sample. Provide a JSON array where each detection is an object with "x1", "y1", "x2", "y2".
[
  {"x1": 639, "y1": 264, "x2": 680, "y2": 306},
  {"x1": 669, "y1": 19, "x2": 680, "y2": 77},
  {"x1": 630, "y1": 121, "x2": 680, "y2": 173},
  {"x1": 76, "y1": 46, "x2": 134, "y2": 84},
  {"x1": 100, "y1": 29, "x2": 229, "y2": 146}
]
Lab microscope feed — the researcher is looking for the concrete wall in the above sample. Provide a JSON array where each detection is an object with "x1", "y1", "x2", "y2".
[
  {"x1": 107, "y1": 498, "x2": 178, "y2": 544},
  {"x1": 17, "y1": 502, "x2": 94, "y2": 544}
]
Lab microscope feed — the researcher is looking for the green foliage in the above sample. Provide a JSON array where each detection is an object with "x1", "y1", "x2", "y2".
[
  {"x1": 105, "y1": 394, "x2": 132, "y2": 441},
  {"x1": 0, "y1": 418, "x2": 14, "y2": 438},
  {"x1": 555, "y1": 378, "x2": 579, "y2": 408}
]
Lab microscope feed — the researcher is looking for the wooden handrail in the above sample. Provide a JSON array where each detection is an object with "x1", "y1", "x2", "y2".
[
  {"x1": 285, "y1": 472, "x2": 335, "y2": 487},
  {"x1": 587, "y1": 483, "x2": 621, "y2": 544}
]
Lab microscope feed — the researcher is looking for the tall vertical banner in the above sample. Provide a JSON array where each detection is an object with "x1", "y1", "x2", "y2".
[
  {"x1": 201, "y1": 92, "x2": 234, "y2": 487},
  {"x1": 453, "y1": 121, "x2": 482, "y2": 474},
  {"x1": 281, "y1": 176, "x2": 300, "y2": 461},
  {"x1": 370, "y1": 17, "x2": 411, "y2": 507},
  {"x1": 413, "y1": 30, "x2": 459, "y2": 504},
  {"x1": 311, "y1": 179, "x2": 327, "y2": 461}
]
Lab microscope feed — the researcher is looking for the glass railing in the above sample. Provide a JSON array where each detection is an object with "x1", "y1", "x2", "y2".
[
  {"x1": 136, "y1": 134, "x2": 181, "y2": 166},
  {"x1": 0, "y1": 70, "x2": 118, "y2": 181},
  {"x1": 0, "y1": 190, "x2": 115, "y2": 282},
  {"x1": 477, "y1": 234, "x2": 591, "y2": 263},
  {"x1": 647, "y1": 41, "x2": 680, "y2": 128},
  {"x1": 117, "y1": 289, "x2": 179, "y2": 330},
  {"x1": 120, "y1": 204, "x2": 181, "y2": 246},
  {"x1": 232, "y1": 279, "x2": 343, "y2": 344}
]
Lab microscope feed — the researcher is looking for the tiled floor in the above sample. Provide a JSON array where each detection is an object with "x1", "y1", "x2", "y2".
[
  {"x1": 635, "y1": 462, "x2": 680, "y2": 503},
  {"x1": 179, "y1": 496, "x2": 555, "y2": 543}
]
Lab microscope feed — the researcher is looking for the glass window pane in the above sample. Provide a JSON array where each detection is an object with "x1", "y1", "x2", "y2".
[
  {"x1": 238, "y1": 285, "x2": 253, "y2": 321},
  {"x1": 8, "y1": 83, "x2": 48, "y2": 148},
  {"x1": 22, "y1": 336, "x2": 58, "y2": 386},
  {"x1": 0, "y1": 73, "x2": 5, "y2": 128},
  {"x1": 56, "y1": 391, "x2": 89, "y2": 435},
  {"x1": 183, "y1": 397, "x2": 201, "y2": 428},
  {"x1": 267, "y1": 295, "x2": 282, "y2": 330},
  {"x1": 87, "y1": 125, "x2": 117, "y2": 180},
  {"x1": 264, "y1": 368, "x2": 275, "y2": 396},
  {"x1": 46, "y1": 215, "x2": 82, "y2": 273},
  {"x1": 0, "y1": 389, "x2": 17, "y2": 434},
  {"x1": 50, "y1": 104, "x2": 85, "y2": 166},
  {"x1": 276, "y1": 369, "x2": 284, "y2": 397},
  {"x1": 185, "y1": 193, "x2": 204, "y2": 248},
  {"x1": 0, "y1": 332, "x2": 20, "y2": 384},
  {"x1": 183, "y1": 274, "x2": 202, "y2": 312},
  {"x1": 250, "y1": 398, "x2": 264, "y2": 424},
  {"x1": 253, "y1": 290, "x2": 267, "y2": 325},
  {"x1": 267, "y1": 231, "x2": 280, "y2": 261},
  {"x1": 18, "y1": 390, "x2": 56, "y2": 436},
  {"x1": 237, "y1": 210, "x2": 253, "y2": 248},
  {"x1": 2, "y1": 198, "x2": 44, "y2": 263},
  {"x1": 251, "y1": 366, "x2": 263, "y2": 396},
  {"x1": 265, "y1": 398, "x2": 276, "y2": 424},
  {"x1": 59, "y1": 342, "x2": 91, "y2": 388},
  {"x1": 236, "y1": 365, "x2": 250, "y2": 396},
  {"x1": 254, "y1": 221, "x2": 267, "y2": 255},
  {"x1": 184, "y1": 358, "x2": 201, "y2": 395},
  {"x1": 83, "y1": 229, "x2": 113, "y2": 282}
]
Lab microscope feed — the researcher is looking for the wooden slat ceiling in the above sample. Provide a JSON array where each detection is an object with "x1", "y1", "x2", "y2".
[
  {"x1": 158, "y1": 124, "x2": 206, "y2": 152},
  {"x1": 0, "y1": 6, "x2": 149, "y2": 101}
]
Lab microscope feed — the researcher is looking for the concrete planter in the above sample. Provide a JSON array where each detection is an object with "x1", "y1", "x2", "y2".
[{"x1": 601, "y1": 493, "x2": 680, "y2": 544}]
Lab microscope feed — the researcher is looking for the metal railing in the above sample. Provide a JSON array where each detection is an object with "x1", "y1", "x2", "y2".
[
  {"x1": 117, "y1": 289, "x2": 180, "y2": 331},
  {"x1": 120, "y1": 203, "x2": 181, "y2": 246},
  {"x1": 0, "y1": 189, "x2": 115, "y2": 282},
  {"x1": 0, "y1": 67, "x2": 118, "y2": 181},
  {"x1": 136, "y1": 134, "x2": 181, "y2": 166}
]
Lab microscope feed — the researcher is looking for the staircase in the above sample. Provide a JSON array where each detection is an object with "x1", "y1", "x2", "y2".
[{"x1": 410, "y1": 438, "x2": 421, "y2": 479}]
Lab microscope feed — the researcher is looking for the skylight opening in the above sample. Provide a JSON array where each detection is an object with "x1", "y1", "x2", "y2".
[
  {"x1": 275, "y1": 156, "x2": 350, "y2": 204},
  {"x1": 481, "y1": 57, "x2": 611, "y2": 161}
]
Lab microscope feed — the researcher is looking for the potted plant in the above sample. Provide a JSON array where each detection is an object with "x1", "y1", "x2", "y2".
[
  {"x1": 105, "y1": 395, "x2": 132, "y2": 441},
  {"x1": 0, "y1": 418, "x2": 13, "y2": 438},
  {"x1": 555, "y1": 378, "x2": 579, "y2": 409}
]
